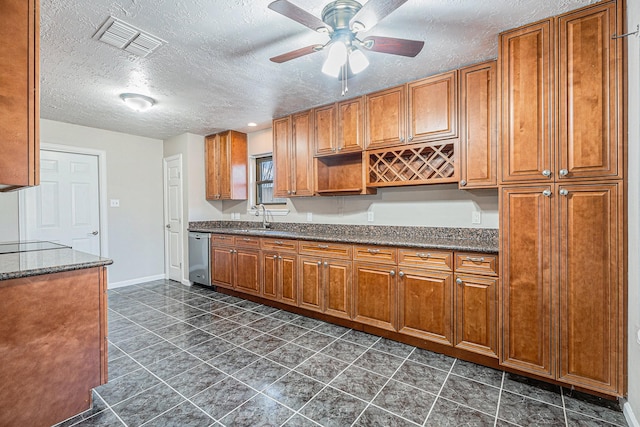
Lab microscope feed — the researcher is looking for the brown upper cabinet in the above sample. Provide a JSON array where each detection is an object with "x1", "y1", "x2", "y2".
[
  {"x1": 273, "y1": 112, "x2": 314, "y2": 197},
  {"x1": 365, "y1": 71, "x2": 458, "y2": 150},
  {"x1": 314, "y1": 98, "x2": 365, "y2": 156},
  {"x1": 205, "y1": 130, "x2": 247, "y2": 200},
  {"x1": 0, "y1": 0, "x2": 39, "y2": 191},
  {"x1": 459, "y1": 61, "x2": 497, "y2": 189},
  {"x1": 500, "y1": 1, "x2": 622, "y2": 183}
]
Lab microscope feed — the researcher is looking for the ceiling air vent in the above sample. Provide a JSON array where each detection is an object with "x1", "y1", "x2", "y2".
[{"x1": 92, "y1": 16, "x2": 166, "y2": 57}]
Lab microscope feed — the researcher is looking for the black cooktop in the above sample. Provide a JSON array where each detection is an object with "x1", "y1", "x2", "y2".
[{"x1": 0, "y1": 241, "x2": 69, "y2": 255}]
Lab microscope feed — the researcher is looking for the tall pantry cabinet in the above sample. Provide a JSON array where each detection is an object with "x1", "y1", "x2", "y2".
[{"x1": 499, "y1": 0, "x2": 625, "y2": 396}]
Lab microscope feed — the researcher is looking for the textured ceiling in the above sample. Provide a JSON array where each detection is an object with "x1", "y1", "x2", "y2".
[{"x1": 40, "y1": 0, "x2": 599, "y2": 140}]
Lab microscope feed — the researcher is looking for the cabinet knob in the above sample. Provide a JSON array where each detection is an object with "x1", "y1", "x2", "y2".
[
  {"x1": 292, "y1": 190, "x2": 296, "y2": 195},
  {"x1": 542, "y1": 189, "x2": 552, "y2": 197},
  {"x1": 273, "y1": 255, "x2": 278, "y2": 259},
  {"x1": 399, "y1": 137, "x2": 405, "y2": 143},
  {"x1": 278, "y1": 256, "x2": 282, "y2": 260},
  {"x1": 390, "y1": 270, "x2": 396, "y2": 277},
  {"x1": 229, "y1": 249, "x2": 234, "y2": 253},
  {"x1": 559, "y1": 189, "x2": 569, "y2": 196},
  {"x1": 287, "y1": 190, "x2": 291, "y2": 195},
  {"x1": 559, "y1": 169, "x2": 569, "y2": 177},
  {"x1": 332, "y1": 148, "x2": 336, "y2": 152},
  {"x1": 456, "y1": 278, "x2": 463, "y2": 285},
  {"x1": 542, "y1": 170, "x2": 552, "y2": 177},
  {"x1": 399, "y1": 271, "x2": 405, "y2": 278},
  {"x1": 408, "y1": 135, "x2": 413, "y2": 141},
  {"x1": 460, "y1": 180, "x2": 467, "y2": 187},
  {"x1": 324, "y1": 262, "x2": 328, "y2": 267},
  {"x1": 317, "y1": 261, "x2": 322, "y2": 266}
]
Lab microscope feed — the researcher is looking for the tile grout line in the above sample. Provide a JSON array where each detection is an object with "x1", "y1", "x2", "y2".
[
  {"x1": 493, "y1": 371, "x2": 505, "y2": 427},
  {"x1": 422, "y1": 357, "x2": 457, "y2": 426}
]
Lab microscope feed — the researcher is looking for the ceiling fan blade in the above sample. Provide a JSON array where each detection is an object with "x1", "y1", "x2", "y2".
[
  {"x1": 268, "y1": 0, "x2": 328, "y2": 32},
  {"x1": 361, "y1": 36, "x2": 424, "y2": 57},
  {"x1": 350, "y1": 0, "x2": 408, "y2": 31},
  {"x1": 270, "y1": 45, "x2": 322, "y2": 63}
]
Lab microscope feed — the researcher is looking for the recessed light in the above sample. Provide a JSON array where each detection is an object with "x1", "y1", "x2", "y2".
[
  {"x1": 120, "y1": 93, "x2": 155, "y2": 112},
  {"x1": 247, "y1": 122, "x2": 257, "y2": 127}
]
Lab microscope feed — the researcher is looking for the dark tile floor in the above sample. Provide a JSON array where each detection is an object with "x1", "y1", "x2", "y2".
[{"x1": 54, "y1": 280, "x2": 628, "y2": 427}]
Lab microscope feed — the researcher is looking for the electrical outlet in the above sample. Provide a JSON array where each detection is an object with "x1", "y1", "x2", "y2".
[
  {"x1": 472, "y1": 211, "x2": 481, "y2": 224},
  {"x1": 306, "y1": 212, "x2": 313, "y2": 222},
  {"x1": 110, "y1": 199, "x2": 120, "y2": 208},
  {"x1": 367, "y1": 211, "x2": 374, "y2": 222}
]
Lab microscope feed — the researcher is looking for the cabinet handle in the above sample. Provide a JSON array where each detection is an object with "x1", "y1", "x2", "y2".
[
  {"x1": 408, "y1": 135, "x2": 413, "y2": 141},
  {"x1": 243, "y1": 238, "x2": 251, "y2": 241},
  {"x1": 399, "y1": 137, "x2": 405, "y2": 143},
  {"x1": 274, "y1": 240, "x2": 284, "y2": 245},
  {"x1": 416, "y1": 252, "x2": 431, "y2": 258},
  {"x1": 278, "y1": 256, "x2": 282, "y2": 260},
  {"x1": 324, "y1": 262, "x2": 328, "y2": 267},
  {"x1": 292, "y1": 190, "x2": 296, "y2": 195},
  {"x1": 542, "y1": 169, "x2": 552, "y2": 177},
  {"x1": 332, "y1": 148, "x2": 336, "y2": 152},
  {"x1": 390, "y1": 270, "x2": 396, "y2": 277},
  {"x1": 460, "y1": 180, "x2": 467, "y2": 187},
  {"x1": 399, "y1": 271, "x2": 405, "y2": 278},
  {"x1": 317, "y1": 261, "x2": 322, "y2": 266},
  {"x1": 273, "y1": 255, "x2": 278, "y2": 259},
  {"x1": 465, "y1": 256, "x2": 485, "y2": 263},
  {"x1": 337, "y1": 147, "x2": 342, "y2": 151},
  {"x1": 456, "y1": 278, "x2": 463, "y2": 285},
  {"x1": 367, "y1": 249, "x2": 380, "y2": 254},
  {"x1": 229, "y1": 249, "x2": 234, "y2": 253},
  {"x1": 542, "y1": 190, "x2": 552, "y2": 197},
  {"x1": 287, "y1": 190, "x2": 291, "y2": 195},
  {"x1": 318, "y1": 244, "x2": 329, "y2": 249},
  {"x1": 559, "y1": 169, "x2": 569, "y2": 177},
  {"x1": 559, "y1": 189, "x2": 569, "y2": 196}
]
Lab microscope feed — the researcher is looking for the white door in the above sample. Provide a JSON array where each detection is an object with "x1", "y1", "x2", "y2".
[
  {"x1": 22, "y1": 150, "x2": 101, "y2": 255},
  {"x1": 164, "y1": 155, "x2": 183, "y2": 282}
]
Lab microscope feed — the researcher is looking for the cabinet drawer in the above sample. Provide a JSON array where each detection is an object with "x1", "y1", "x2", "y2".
[
  {"x1": 398, "y1": 249, "x2": 452, "y2": 270},
  {"x1": 299, "y1": 241, "x2": 352, "y2": 259},
  {"x1": 233, "y1": 236, "x2": 261, "y2": 248},
  {"x1": 454, "y1": 253, "x2": 498, "y2": 276},
  {"x1": 261, "y1": 237, "x2": 298, "y2": 252},
  {"x1": 211, "y1": 234, "x2": 234, "y2": 245},
  {"x1": 353, "y1": 245, "x2": 397, "y2": 264}
]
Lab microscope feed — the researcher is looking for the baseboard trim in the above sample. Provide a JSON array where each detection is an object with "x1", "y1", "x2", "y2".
[
  {"x1": 109, "y1": 274, "x2": 167, "y2": 289},
  {"x1": 625, "y1": 401, "x2": 640, "y2": 427}
]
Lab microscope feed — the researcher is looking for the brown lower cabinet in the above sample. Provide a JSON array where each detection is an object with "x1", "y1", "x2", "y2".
[
  {"x1": 299, "y1": 256, "x2": 352, "y2": 318},
  {"x1": 501, "y1": 182, "x2": 624, "y2": 395},
  {"x1": 353, "y1": 262, "x2": 397, "y2": 331},
  {"x1": 454, "y1": 274, "x2": 498, "y2": 358},
  {"x1": 211, "y1": 236, "x2": 260, "y2": 295},
  {"x1": 262, "y1": 252, "x2": 297, "y2": 304}
]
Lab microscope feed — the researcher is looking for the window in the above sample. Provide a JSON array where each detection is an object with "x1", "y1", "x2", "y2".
[{"x1": 255, "y1": 156, "x2": 286, "y2": 206}]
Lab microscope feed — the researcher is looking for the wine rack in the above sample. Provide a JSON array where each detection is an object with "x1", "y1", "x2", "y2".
[{"x1": 367, "y1": 141, "x2": 458, "y2": 187}]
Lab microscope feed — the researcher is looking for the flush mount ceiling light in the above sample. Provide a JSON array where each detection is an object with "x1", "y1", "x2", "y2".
[
  {"x1": 120, "y1": 93, "x2": 155, "y2": 112},
  {"x1": 268, "y1": 0, "x2": 423, "y2": 94}
]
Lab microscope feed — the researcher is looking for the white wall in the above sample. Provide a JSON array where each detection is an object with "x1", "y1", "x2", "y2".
[
  {"x1": 626, "y1": 0, "x2": 640, "y2": 422},
  {"x1": 219, "y1": 128, "x2": 499, "y2": 228},
  {"x1": 0, "y1": 192, "x2": 19, "y2": 241},
  {"x1": 29, "y1": 120, "x2": 166, "y2": 287}
]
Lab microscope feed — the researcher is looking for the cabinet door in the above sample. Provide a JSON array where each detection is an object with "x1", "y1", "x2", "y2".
[
  {"x1": 299, "y1": 257, "x2": 323, "y2": 312},
  {"x1": 398, "y1": 268, "x2": 453, "y2": 346},
  {"x1": 324, "y1": 259, "x2": 352, "y2": 320},
  {"x1": 353, "y1": 263, "x2": 396, "y2": 331},
  {"x1": 557, "y1": 182, "x2": 623, "y2": 394},
  {"x1": 204, "y1": 135, "x2": 219, "y2": 200},
  {"x1": 337, "y1": 97, "x2": 364, "y2": 153},
  {"x1": 0, "y1": 0, "x2": 39, "y2": 190},
  {"x1": 280, "y1": 254, "x2": 298, "y2": 306},
  {"x1": 234, "y1": 249, "x2": 260, "y2": 295},
  {"x1": 228, "y1": 131, "x2": 248, "y2": 200},
  {"x1": 365, "y1": 85, "x2": 406, "y2": 149},
  {"x1": 211, "y1": 246, "x2": 233, "y2": 288},
  {"x1": 314, "y1": 104, "x2": 336, "y2": 156},
  {"x1": 217, "y1": 132, "x2": 232, "y2": 199},
  {"x1": 557, "y1": 2, "x2": 621, "y2": 181},
  {"x1": 455, "y1": 274, "x2": 498, "y2": 358},
  {"x1": 500, "y1": 186, "x2": 554, "y2": 378},
  {"x1": 459, "y1": 61, "x2": 497, "y2": 189},
  {"x1": 291, "y1": 111, "x2": 314, "y2": 196},
  {"x1": 408, "y1": 71, "x2": 458, "y2": 143},
  {"x1": 262, "y1": 252, "x2": 278, "y2": 300},
  {"x1": 499, "y1": 21, "x2": 554, "y2": 183},
  {"x1": 273, "y1": 117, "x2": 291, "y2": 198}
]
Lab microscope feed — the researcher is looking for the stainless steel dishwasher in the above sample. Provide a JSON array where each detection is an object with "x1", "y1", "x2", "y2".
[{"x1": 188, "y1": 232, "x2": 211, "y2": 286}]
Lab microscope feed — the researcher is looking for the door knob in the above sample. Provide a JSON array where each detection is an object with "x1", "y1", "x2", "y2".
[
  {"x1": 91, "y1": 230, "x2": 99, "y2": 235},
  {"x1": 166, "y1": 224, "x2": 171, "y2": 229}
]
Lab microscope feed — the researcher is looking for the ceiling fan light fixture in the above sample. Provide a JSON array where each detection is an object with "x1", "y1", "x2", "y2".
[
  {"x1": 316, "y1": 26, "x2": 330, "y2": 33},
  {"x1": 321, "y1": 41, "x2": 348, "y2": 77},
  {"x1": 349, "y1": 48, "x2": 369, "y2": 74},
  {"x1": 120, "y1": 93, "x2": 155, "y2": 112},
  {"x1": 351, "y1": 21, "x2": 365, "y2": 32}
]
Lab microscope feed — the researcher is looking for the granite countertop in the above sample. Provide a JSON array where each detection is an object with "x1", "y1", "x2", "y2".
[
  {"x1": 189, "y1": 221, "x2": 499, "y2": 253},
  {"x1": 0, "y1": 243, "x2": 113, "y2": 281}
]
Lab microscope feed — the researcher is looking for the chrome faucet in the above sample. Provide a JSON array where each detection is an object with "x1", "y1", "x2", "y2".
[{"x1": 253, "y1": 204, "x2": 271, "y2": 229}]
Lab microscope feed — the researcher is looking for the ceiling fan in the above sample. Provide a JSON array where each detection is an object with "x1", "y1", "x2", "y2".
[{"x1": 268, "y1": 0, "x2": 424, "y2": 78}]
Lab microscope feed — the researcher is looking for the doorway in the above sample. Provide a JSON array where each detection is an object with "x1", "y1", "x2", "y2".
[
  {"x1": 20, "y1": 145, "x2": 107, "y2": 257},
  {"x1": 163, "y1": 154, "x2": 184, "y2": 282}
]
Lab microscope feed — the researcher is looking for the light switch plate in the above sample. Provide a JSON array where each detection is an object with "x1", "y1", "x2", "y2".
[
  {"x1": 306, "y1": 212, "x2": 313, "y2": 222},
  {"x1": 110, "y1": 199, "x2": 120, "y2": 207},
  {"x1": 367, "y1": 211, "x2": 374, "y2": 222},
  {"x1": 472, "y1": 211, "x2": 481, "y2": 224}
]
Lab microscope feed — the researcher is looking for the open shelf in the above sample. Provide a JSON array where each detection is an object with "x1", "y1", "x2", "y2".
[
  {"x1": 367, "y1": 140, "x2": 458, "y2": 187},
  {"x1": 315, "y1": 153, "x2": 376, "y2": 196}
]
